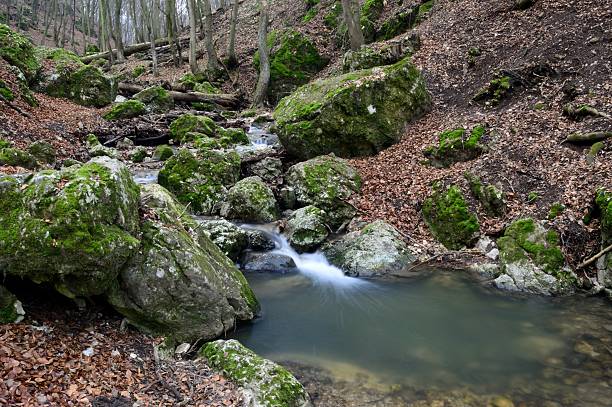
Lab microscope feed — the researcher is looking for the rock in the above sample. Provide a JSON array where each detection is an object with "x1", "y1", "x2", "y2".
[
  {"x1": 133, "y1": 85, "x2": 174, "y2": 113},
  {"x1": 254, "y1": 29, "x2": 328, "y2": 104},
  {"x1": 0, "y1": 285, "x2": 25, "y2": 323},
  {"x1": 0, "y1": 24, "x2": 40, "y2": 83},
  {"x1": 62, "y1": 158, "x2": 82, "y2": 167},
  {"x1": 89, "y1": 142, "x2": 118, "y2": 159},
  {"x1": 196, "y1": 219, "x2": 249, "y2": 261},
  {"x1": 107, "y1": 184, "x2": 259, "y2": 342},
  {"x1": 27, "y1": 140, "x2": 56, "y2": 164},
  {"x1": 201, "y1": 339, "x2": 312, "y2": 407},
  {"x1": 494, "y1": 218, "x2": 576, "y2": 295},
  {"x1": 424, "y1": 126, "x2": 486, "y2": 168},
  {"x1": 342, "y1": 33, "x2": 420, "y2": 72},
  {"x1": 103, "y1": 100, "x2": 146, "y2": 121},
  {"x1": 169, "y1": 114, "x2": 219, "y2": 143},
  {"x1": 158, "y1": 149, "x2": 241, "y2": 215},
  {"x1": 375, "y1": 1, "x2": 433, "y2": 41},
  {"x1": 249, "y1": 157, "x2": 283, "y2": 184},
  {"x1": 285, "y1": 154, "x2": 361, "y2": 228},
  {"x1": 422, "y1": 185, "x2": 480, "y2": 250},
  {"x1": 242, "y1": 252, "x2": 297, "y2": 273},
  {"x1": 0, "y1": 147, "x2": 38, "y2": 169},
  {"x1": 116, "y1": 138, "x2": 134, "y2": 150},
  {"x1": 0, "y1": 157, "x2": 140, "y2": 297},
  {"x1": 323, "y1": 220, "x2": 415, "y2": 277},
  {"x1": 274, "y1": 58, "x2": 431, "y2": 159},
  {"x1": 516, "y1": 0, "x2": 535, "y2": 10},
  {"x1": 246, "y1": 230, "x2": 277, "y2": 251},
  {"x1": 152, "y1": 145, "x2": 174, "y2": 161},
  {"x1": 466, "y1": 173, "x2": 506, "y2": 217},
  {"x1": 216, "y1": 127, "x2": 250, "y2": 148},
  {"x1": 475, "y1": 236, "x2": 499, "y2": 260},
  {"x1": 595, "y1": 189, "x2": 612, "y2": 288},
  {"x1": 286, "y1": 206, "x2": 328, "y2": 252},
  {"x1": 473, "y1": 75, "x2": 513, "y2": 106},
  {"x1": 220, "y1": 177, "x2": 279, "y2": 223}
]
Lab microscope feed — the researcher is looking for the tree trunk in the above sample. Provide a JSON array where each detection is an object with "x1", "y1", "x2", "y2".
[
  {"x1": 341, "y1": 0, "x2": 364, "y2": 51},
  {"x1": 101, "y1": 0, "x2": 115, "y2": 64},
  {"x1": 226, "y1": 0, "x2": 239, "y2": 68},
  {"x1": 165, "y1": 0, "x2": 179, "y2": 66},
  {"x1": 252, "y1": 0, "x2": 269, "y2": 108},
  {"x1": 118, "y1": 82, "x2": 239, "y2": 108},
  {"x1": 113, "y1": 0, "x2": 125, "y2": 60},
  {"x1": 187, "y1": 0, "x2": 199, "y2": 73},
  {"x1": 202, "y1": 0, "x2": 220, "y2": 71}
]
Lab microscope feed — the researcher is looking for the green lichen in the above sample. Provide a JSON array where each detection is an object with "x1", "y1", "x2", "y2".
[
  {"x1": 547, "y1": 202, "x2": 565, "y2": 219},
  {"x1": 0, "y1": 23, "x2": 40, "y2": 82},
  {"x1": 103, "y1": 100, "x2": 146, "y2": 121},
  {"x1": 424, "y1": 125, "x2": 486, "y2": 167},
  {"x1": 473, "y1": 75, "x2": 512, "y2": 105},
  {"x1": 0, "y1": 147, "x2": 38, "y2": 169},
  {"x1": 422, "y1": 185, "x2": 480, "y2": 250},
  {"x1": 169, "y1": 114, "x2": 219, "y2": 143},
  {"x1": 153, "y1": 145, "x2": 174, "y2": 161}
]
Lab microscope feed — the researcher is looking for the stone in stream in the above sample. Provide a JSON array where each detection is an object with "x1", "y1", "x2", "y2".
[
  {"x1": 220, "y1": 176, "x2": 280, "y2": 223},
  {"x1": 273, "y1": 57, "x2": 431, "y2": 160},
  {"x1": 249, "y1": 157, "x2": 283, "y2": 184},
  {"x1": 169, "y1": 114, "x2": 219, "y2": 143},
  {"x1": 196, "y1": 219, "x2": 249, "y2": 262},
  {"x1": 86, "y1": 134, "x2": 118, "y2": 159},
  {"x1": 242, "y1": 252, "x2": 297, "y2": 274},
  {"x1": 201, "y1": 339, "x2": 312, "y2": 407},
  {"x1": 0, "y1": 285, "x2": 25, "y2": 324},
  {"x1": 285, "y1": 154, "x2": 362, "y2": 229},
  {"x1": 595, "y1": 189, "x2": 612, "y2": 292},
  {"x1": 322, "y1": 220, "x2": 415, "y2": 277},
  {"x1": 152, "y1": 144, "x2": 174, "y2": 161},
  {"x1": 286, "y1": 206, "x2": 329, "y2": 253},
  {"x1": 494, "y1": 218, "x2": 577, "y2": 296},
  {"x1": 158, "y1": 148, "x2": 241, "y2": 215},
  {"x1": 133, "y1": 85, "x2": 174, "y2": 113},
  {"x1": 0, "y1": 157, "x2": 140, "y2": 298},
  {"x1": 107, "y1": 184, "x2": 259, "y2": 343}
]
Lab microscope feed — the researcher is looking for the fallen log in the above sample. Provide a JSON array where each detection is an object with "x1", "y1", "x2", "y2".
[
  {"x1": 118, "y1": 82, "x2": 240, "y2": 109},
  {"x1": 562, "y1": 131, "x2": 612, "y2": 144},
  {"x1": 82, "y1": 35, "x2": 194, "y2": 63}
]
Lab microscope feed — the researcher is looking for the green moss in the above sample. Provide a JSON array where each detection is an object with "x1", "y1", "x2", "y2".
[
  {"x1": 548, "y1": 202, "x2": 565, "y2": 219},
  {"x1": 596, "y1": 189, "x2": 612, "y2": 244},
  {"x1": 0, "y1": 138, "x2": 10, "y2": 149},
  {"x1": 376, "y1": 8, "x2": 419, "y2": 41},
  {"x1": 217, "y1": 127, "x2": 249, "y2": 147},
  {"x1": 473, "y1": 75, "x2": 512, "y2": 105},
  {"x1": 178, "y1": 72, "x2": 217, "y2": 91},
  {"x1": 0, "y1": 147, "x2": 38, "y2": 169},
  {"x1": 422, "y1": 185, "x2": 480, "y2": 250},
  {"x1": 36, "y1": 47, "x2": 83, "y2": 68},
  {"x1": 465, "y1": 173, "x2": 505, "y2": 216},
  {"x1": 416, "y1": 0, "x2": 435, "y2": 22},
  {"x1": 132, "y1": 65, "x2": 146, "y2": 78},
  {"x1": 130, "y1": 147, "x2": 147, "y2": 163},
  {"x1": 169, "y1": 114, "x2": 219, "y2": 143},
  {"x1": 85, "y1": 44, "x2": 99, "y2": 55},
  {"x1": 28, "y1": 141, "x2": 56, "y2": 164},
  {"x1": 133, "y1": 85, "x2": 174, "y2": 113},
  {"x1": 193, "y1": 81, "x2": 220, "y2": 94},
  {"x1": 0, "y1": 286, "x2": 20, "y2": 323},
  {"x1": 360, "y1": 0, "x2": 385, "y2": 42},
  {"x1": 153, "y1": 145, "x2": 174, "y2": 161},
  {"x1": 42, "y1": 63, "x2": 114, "y2": 107},
  {"x1": 302, "y1": 7, "x2": 318, "y2": 22},
  {"x1": 527, "y1": 191, "x2": 539, "y2": 203},
  {"x1": 103, "y1": 100, "x2": 146, "y2": 121},
  {"x1": 324, "y1": 2, "x2": 342, "y2": 28},
  {"x1": 424, "y1": 125, "x2": 486, "y2": 167},
  {"x1": 0, "y1": 79, "x2": 14, "y2": 101},
  {"x1": 0, "y1": 24, "x2": 40, "y2": 83}
]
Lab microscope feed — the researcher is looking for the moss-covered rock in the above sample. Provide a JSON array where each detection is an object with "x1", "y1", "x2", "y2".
[
  {"x1": 0, "y1": 157, "x2": 140, "y2": 298},
  {"x1": 254, "y1": 29, "x2": 328, "y2": 104},
  {"x1": 153, "y1": 145, "x2": 174, "y2": 161},
  {"x1": 129, "y1": 146, "x2": 148, "y2": 163},
  {"x1": 0, "y1": 285, "x2": 25, "y2": 323},
  {"x1": 106, "y1": 184, "x2": 258, "y2": 342},
  {"x1": 86, "y1": 135, "x2": 118, "y2": 158},
  {"x1": 201, "y1": 339, "x2": 311, "y2": 407},
  {"x1": 595, "y1": 189, "x2": 612, "y2": 289},
  {"x1": 323, "y1": 220, "x2": 415, "y2": 277},
  {"x1": 178, "y1": 72, "x2": 219, "y2": 92},
  {"x1": 0, "y1": 147, "x2": 38, "y2": 169},
  {"x1": 473, "y1": 75, "x2": 513, "y2": 106},
  {"x1": 274, "y1": 58, "x2": 431, "y2": 159},
  {"x1": 220, "y1": 176, "x2": 279, "y2": 223},
  {"x1": 422, "y1": 185, "x2": 480, "y2": 250},
  {"x1": 27, "y1": 140, "x2": 56, "y2": 164},
  {"x1": 133, "y1": 85, "x2": 174, "y2": 113},
  {"x1": 0, "y1": 138, "x2": 10, "y2": 149},
  {"x1": 424, "y1": 125, "x2": 486, "y2": 168},
  {"x1": 169, "y1": 114, "x2": 219, "y2": 143},
  {"x1": 465, "y1": 173, "x2": 506, "y2": 217},
  {"x1": 250, "y1": 157, "x2": 283, "y2": 184},
  {"x1": 342, "y1": 33, "x2": 420, "y2": 72},
  {"x1": 103, "y1": 100, "x2": 146, "y2": 120},
  {"x1": 547, "y1": 202, "x2": 565, "y2": 219},
  {"x1": 132, "y1": 65, "x2": 146, "y2": 78},
  {"x1": 360, "y1": 0, "x2": 385, "y2": 42},
  {"x1": 5, "y1": 65, "x2": 37, "y2": 106},
  {"x1": 286, "y1": 206, "x2": 328, "y2": 252},
  {"x1": 195, "y1": 219, "x2": 249, "y2": 261},
  {"x1": 0, "y1": 24, "x2": 40, "y2": 83},
  {"x1": 0, "y1": 79, "x2": 14, "y2": 101},
  {"x1": 158, "y1": 148, "x2": 241, "y2": 215},
  {"x1": 375, "y1": 3, "x2": 427, "y2": 41},
  {"x1": 218, "y1": 127, "x2": 250, "y2": 147},
  {"x1": 494, "y1": 218, "x2": 576, "y2": 295}
]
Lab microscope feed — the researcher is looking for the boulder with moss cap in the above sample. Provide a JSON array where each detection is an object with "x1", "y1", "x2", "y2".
[
  {"x1": 0, "y1": 285, "x2": 25, "y2": 324},
  {"x1": 195, "y1": 219, "x2": 249, "y2": 261},
  {"x1": 286, "y1": 206, "x2": 328, "y2": 252},
  {"x1": 106, "y1": 184, "x2": 258, "y2": 342},
  {"x1": 201, "y1": 339, "x2": 312, "y2": 407},
  {"x1": 220, "y1": 176, "x2": 280, "y2": 223},
  {"x1": 494, "y1": 218, "x2": 576, "y2": 295},
  {"x1": 274, "y1": 58, "x2": 430, "y2": 159},
  {"x1": 0, "y1": 24, "x2": 40, "y2": 83},
  {"x1": 133, "y1": 85, "x2": 174, "y2": 113},
  {"x1": 0, "y1": 147, "x2": 38, "y2": 169}
]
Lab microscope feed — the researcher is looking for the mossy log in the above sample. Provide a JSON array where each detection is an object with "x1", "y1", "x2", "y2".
[
  {"x1": 563, "y1": 131, "x2": 612, "y2": 144},
  {"x1": 118, "y1": 83, "x2": 239, "y2": 109}
]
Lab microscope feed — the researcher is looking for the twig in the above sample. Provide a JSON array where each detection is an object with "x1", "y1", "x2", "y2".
[{"x1": 577, "y1": 243, "x2": 612, "y2": 270}]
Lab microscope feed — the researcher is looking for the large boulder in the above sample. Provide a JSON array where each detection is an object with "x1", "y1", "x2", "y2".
[
  {"x1": 220, "y1": 176, "x2": 280, "y2": 223},
  {"x1": 201, "y1": 339, "x2": 311, "y2": 407},
  {"x1": 158, "y1": 149, "x2": 241, "y2": 215},
  {"x1": 274, "y1": 57, "x2": 431, "y2": 159},
  {"x1": 196, "y1": 219, "x2": 249, "y2": 261},
  {"x1": 323, "y1": 220, "x2": 415, "y2": 277},
  {"x1": 286, "y1": 206, "x2": 328, "y2": 252},
  {"x1": 27, "y1": 140, "x2": 56, "y2": 164},
  {"x1": 595, "y1": 189, "x2": 612, "y2": 290},
  {"x1": 0, "y1": 285, "x2": 25, "y2": 324},
  {"x1": 285, "y1": 154, "x2": 361, "y2": 228},
  {"x1": 422, "y1": 185, "x2": 480, "y2": 250},
  {"x1": 494, "y1": 219, "x2": 576, "y2": 296},
  {"x1": 103, "y1": 100, "x2": 146, "y2": 120},
  {"x1": 169, "y1": 114, "x2": 219, "y2": 143},
  {"x1": 0, "y1": 157, "x2": 140, "y2": 297},
  {"x1": 133, "y1": 85, "x2": 174, "y2": 113},
  {"x1": 0, "y1": 24, "x2": 40, "y2": 83},
  {"x1": 341, "y1": 33, "x2": 420, "y2": 72},
  {"x1": 107, "y1": 184, "x2": 258, "y2": 342},
  {"x1": 0, "y1": 147, "x2": 38, "y2": 169}
]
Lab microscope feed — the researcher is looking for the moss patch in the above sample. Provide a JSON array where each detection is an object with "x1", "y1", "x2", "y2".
[
  {"x1": 153, "y1": 145, "x2": 174, "y2": 161},
  {"x1": 465, "y1": 173, "x2": 506, "y2": 216},
  {"x1": 0, "y1": 147, "x2": 38, "y2": 169},
  {"x1": 133, "y1": 85, "x2": 174, "y2": 113},
  {"x1": 424, "y1": 125, "x2": 486, "y2": 167},
  {"x1": 169, "y1": 114, "x2": 219, "y2": 143},
  {"x1": 103, "y1": 100, "x2": 146, "y2": 121},
  {"x1": 0, "y1": 24, "x2": 40, "y2": 82},
  {"x1": 473, "y1": 75, "x2": 512, "y2": 106}
]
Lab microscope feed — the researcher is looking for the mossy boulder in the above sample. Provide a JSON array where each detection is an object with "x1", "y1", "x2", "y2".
[
  {"x1": 107, "y1": 184, "x2": 258, "y2": 342},
  {"x1": 274, "y1": 58, "x2": 431, "y2": 159},
  {"x1": 220, "y1": 176, "x2": 279, "y2": 223},
  {"x1": 133, "y1": 85, "x2": 174, "y2": 113},
  {"x1": 342, "y1": 33, "x2": 420, "y2": 72},
  {"x1": 103, "y1": 100, "x2": 146, "y2": 120},
  {"x1": 494, "y1": 219, "x2": 576, "y2": 295},
  {"x1": 465, "y1": 173, "x2": 506, "y2": 216},
  {"x1": 153, "y1": 145, "x2": 174, "y2": 161},
  {"x1": 0, "y1": 285, "x2": 25, "y2": 324},
  {"x1": 0, "y1": 79, "x2": 14, "y2": 101},
  {"x1": 286, "y1": 205, "x2": 328, "y2": 252},
  {"x1": 0, "y1": 138, "x2": 10, "y2": 149},
  {"x1": 323, "y1": 220, "x2": 415, "y2": 277},
  {"x1": 285, "y1": 154, "x2": 361, "y2": 228},
  {"x1": 217, "y1": 127, "x2": 250, "y2": 147},
  {"x1": 178, "y1": 73, "x2": 219, "y2": 93},
  {"x1": 0, "y1": 157, "x2": 140, "y2": 298},
  {"x1": 0, "y1": 24, "x2": 40, "y2": 83},
  {"x1": 422, "y1": 185, "x2": 480, "y2": 250},
  {"x1": 250, "y1": 157, "x2": 283, "y2": 184},
  {"x1": 169, "y1": 114, "x2": 219, "y2": 143},
  {"x1": 201, "y1": 339, "x2": 311, "y2": 407},
  {"x1": 595, "y1": 189, "x2": 612, "y2": 289},
  {"x1": 254, "y1": 29, "x2": 328, "y2": 104},
  {"x1": 4, "y1": 65, "x2": 37, "y2": 106},
  {"x1": 195, "y1": 219, "x2": 249, "y2": 261},
  {"x1": 0, "y1": 147, "x2": 38, "y2": 169},
  {"x1": 130, "y1": 146, "x2": 148, "y2": 163},
  {"x1": 158, "y1": 148, "x2": 241, "y2": 215},
  {"x1": 27, "y1": 140, "x2": 56, "y2": 164},
  {"x1": 473, "y1": 76, "x2": 513, "y2": 106},
  {"x1": 424, "y1": 125, "x2": 486, "y2": 168}
]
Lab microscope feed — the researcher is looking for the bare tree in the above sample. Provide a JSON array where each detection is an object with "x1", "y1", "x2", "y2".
[
  {"x1": 187, "y1": 0, "x2": 199, "y2": 73},
  {"x1": 341, "y1": 0, "x2": 364, "y2": 51},
  {"x1": 202, "y1": 0, "x2": 220, "y2": 71},
  {"x1": 165, "y1": 0, "x2": 180, "y2": 66},
  {"x1": 113, "y1": 0, "x2": 125, "y2": 60},
  {"x1": 226, "y1": 0, "x2": 239, "y2": 68},
  {"x1": 252, "y1": 0, "x2": 270, "y2": 108}
]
